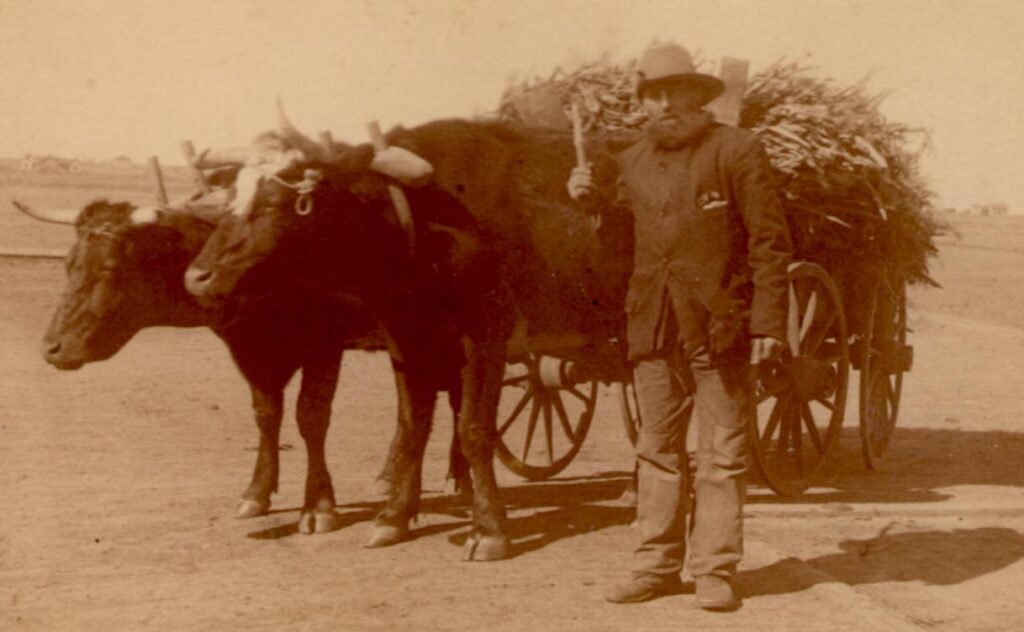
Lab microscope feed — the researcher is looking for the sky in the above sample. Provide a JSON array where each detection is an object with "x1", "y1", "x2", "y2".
[{"x1": 2, "y1": 0, "x2": 1022, "y2": 209}]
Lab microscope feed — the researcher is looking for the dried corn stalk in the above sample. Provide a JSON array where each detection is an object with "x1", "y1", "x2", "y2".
[{"x1": 496, "y1": 58, "x2": 944, "y2": 287}]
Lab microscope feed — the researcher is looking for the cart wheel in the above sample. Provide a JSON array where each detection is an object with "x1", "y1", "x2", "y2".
[
  {"x1": 494, "y1": 354, "x2": 598, "y2": 480},
  {"x1": 617, "y1": 381, "x2": 641, "y2": 446},
  {"x1": 750, "y1": 262, "x2": 850, "y2": 496},
  {"x1": 859, "y1": 281, "x2": 910, "y2": 469}
]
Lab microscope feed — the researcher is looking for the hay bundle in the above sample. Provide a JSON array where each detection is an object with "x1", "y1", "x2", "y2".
[{"x1": 497, "y1": 58, "x2": 944, "y2": 288}]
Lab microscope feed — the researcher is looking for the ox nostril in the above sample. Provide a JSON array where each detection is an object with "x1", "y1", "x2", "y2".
[{"x1": 46, "y1": 341, "x2": 62, "y2": 356}]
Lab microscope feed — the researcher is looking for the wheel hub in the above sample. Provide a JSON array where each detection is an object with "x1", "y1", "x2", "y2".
[{"x1": 788, "y1": 355, "x2": 837, "y2": 401}]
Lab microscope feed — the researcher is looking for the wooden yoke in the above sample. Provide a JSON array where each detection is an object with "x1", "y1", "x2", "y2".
[
  {"x1": 367, "y1": 121, "x2": 416, "y2": 255},
  {"x1": 707, "y1": 56, "x2": 749, "y2": 127}
]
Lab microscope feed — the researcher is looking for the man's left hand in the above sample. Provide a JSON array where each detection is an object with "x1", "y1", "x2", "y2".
[{"x1": 750, "y1": 336, "x2": 785, "y2": 365}]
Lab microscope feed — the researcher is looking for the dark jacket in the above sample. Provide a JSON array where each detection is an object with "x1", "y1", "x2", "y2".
[{"x1": 617, "y1": 123, "x2": 792, "y2": 360}]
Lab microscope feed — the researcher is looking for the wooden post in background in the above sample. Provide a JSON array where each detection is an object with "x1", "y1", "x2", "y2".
[
  {"x1": 180, "y1": 141, "x2": 210, "y2": 194},
  {"x1": 148, "y1": 156, "x2": 169, "y2": 206},
  {"x1": 708, "y1": 57, "x2": 749, "y2": 127}
]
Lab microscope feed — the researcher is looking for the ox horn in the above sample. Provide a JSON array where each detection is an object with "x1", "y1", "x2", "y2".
[
  {"x1": 12, "y1": 200, "x2": 79, "y2": 225},
  {"x1": 276, "y1": 96, "x2": 328, "y2": 160},
  {"x1": 191, "y1": 147, "x2": 251, "y2": 169}
]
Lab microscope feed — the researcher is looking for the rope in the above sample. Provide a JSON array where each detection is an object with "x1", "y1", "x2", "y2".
[{"x1": 257, "y1": 167, "x2": 324, "y2": 216}]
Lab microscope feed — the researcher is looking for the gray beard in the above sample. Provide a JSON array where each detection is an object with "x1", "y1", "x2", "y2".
[{"x1": 646, "y1": 110, "x2": 715, "y2": 151}]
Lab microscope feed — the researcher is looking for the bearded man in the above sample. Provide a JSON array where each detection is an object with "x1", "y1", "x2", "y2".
[{"x1": 569, "y1": 42, "x2": 793, "y2": 609}]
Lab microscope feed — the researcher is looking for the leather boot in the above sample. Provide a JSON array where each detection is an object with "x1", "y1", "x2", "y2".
[
  {"x1": 603, "y1": 573, "x2": 683, "y2": 604},
  {"x1": 695, "y1": 575, "x2": 740, "y2": 611}
]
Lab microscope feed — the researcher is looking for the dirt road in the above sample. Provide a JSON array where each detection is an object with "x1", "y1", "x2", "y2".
[{"x1": 1, "y1": 226, "x2": 1023, "y2": 630}]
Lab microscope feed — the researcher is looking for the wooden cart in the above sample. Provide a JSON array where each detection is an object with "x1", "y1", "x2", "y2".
[{"x1": 492, "y1": 260, "x2": 913, "y2": 496}]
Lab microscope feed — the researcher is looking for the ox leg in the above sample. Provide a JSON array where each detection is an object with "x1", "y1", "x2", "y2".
[
  {"x1": 239, "y1": 388, "x2": 284, "y2": 518},
  {"x1": 458, "y1": 340, "x2": 510, "y2": 561},
  {"x1": 445, "y1": 389, "x2": 473, "y2": 498},
  {"x1": 366, "y1": 367, "x2": 437, "y2": 548},
  {"x1": 296, "y1": 349, "x2": 343, "y2": 535},
  {"x1": 372, "y1": 419, "x2": 403, "y2": 497}
]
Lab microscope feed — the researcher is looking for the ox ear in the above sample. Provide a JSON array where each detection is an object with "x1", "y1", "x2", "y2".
[{"x1": 12, "y1": 200, "x2": 80, "y2": 225}]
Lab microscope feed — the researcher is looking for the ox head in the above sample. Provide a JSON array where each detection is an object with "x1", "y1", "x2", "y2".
[
  {"x1": 17, "y1": 200, "x2": 216, "y2": 369},
  {"x1": 185, "y1": 106, "x2": 432, "y2": 304}
]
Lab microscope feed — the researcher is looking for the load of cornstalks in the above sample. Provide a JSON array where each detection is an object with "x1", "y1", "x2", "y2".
[{"x1": 497, "y1": 58, "x2": 944, "y2": 288}]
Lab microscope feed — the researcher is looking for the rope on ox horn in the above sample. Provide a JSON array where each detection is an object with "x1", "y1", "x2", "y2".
[{"x1": 366, "y1": 121, "x2": 416, "y2": 255}]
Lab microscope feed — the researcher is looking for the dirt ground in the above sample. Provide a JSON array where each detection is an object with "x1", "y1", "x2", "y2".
[{"x1": 1, "y1": 179, "x2": 1023, "y2": 631}]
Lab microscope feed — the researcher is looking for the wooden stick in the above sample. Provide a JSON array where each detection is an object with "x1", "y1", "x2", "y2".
[
  {"x1": 148, "y1": 156, "x2": 168, "y2": 206},
  {"x1": 708, "y1": 56, "x2": 750, "y2": 127},
  {"x1": 180, "y1": 141, "x2": 211, "y2": 194},
  {"x1": 366, "y1": 121, "x2": 415, "y2": 253},
  {"x1": 570, "y1": 101, "x2": 587, "y2": 168}
]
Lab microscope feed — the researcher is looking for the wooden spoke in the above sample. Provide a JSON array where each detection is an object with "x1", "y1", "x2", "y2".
[
  {"x1": 551, "y1": 394, "x2": 576, "y2": 442},
  {"x1": 814, "y1": 397, "x2": 836, "y2": 412},
  {"x1": 567, "y1": 386, "x2": 591, "y2": 404},
  {"x1": 793, "y1": 410, "x2": 803, "y2": 477},
  {"x1": 521, "y1": 397, "x2": 541, "y2": 462},
  {"x1": 760, "y1": 394, "x2": 791, "y2": 449},
  {"x1": 498, "y1": 387, "x2": 533, "y2": 436},
  {"x1": 775, "y1": 399, "x2": 794, "y2": 455},
  {"x1": 787, "y1": 283, "x2": 801, "y2": 356},
  {"x1": 801, "y1": 403, "x2": 825, "y2": 454},
  {"x1": 804, "y1": 309, "x2": 838, "y2": 355},
  {"x1": 799, "y1": 291, "x2": 819, "y2": 343},
  {"x1": 885, "y1": 378, "x2": 898, "y2": 409},
  {"x1": 542, "y1": 397, "x2": 554, "y2": 467}
]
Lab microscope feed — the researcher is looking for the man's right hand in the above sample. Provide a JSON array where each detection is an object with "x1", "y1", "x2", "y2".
[{"x1": 567, "y1": 165, "x2": 595, "y2": 201}]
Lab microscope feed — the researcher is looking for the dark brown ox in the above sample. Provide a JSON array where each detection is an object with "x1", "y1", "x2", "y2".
[
  {"x1": 19, "y1": 198, "x2": 468, "y2": 533},
  {"x1": 185, "y1": 119, "x2": 632, "y2": 560}
]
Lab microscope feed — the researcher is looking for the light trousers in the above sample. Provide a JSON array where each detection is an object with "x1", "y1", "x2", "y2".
[{"x1": 632, "y1": 343, "x2": 752, "y2": 579}]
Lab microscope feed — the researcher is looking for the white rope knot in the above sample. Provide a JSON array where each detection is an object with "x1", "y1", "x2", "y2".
[
  {"x1": 260, "y1": 167, "x2": 323, "y2": 216},
  {"x1": 293, "y1": 169, "x2": 322, "y2": 216}
]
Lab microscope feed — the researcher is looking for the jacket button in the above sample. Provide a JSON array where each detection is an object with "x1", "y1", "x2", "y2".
[{"x1": 661, "y1": 257, "x2": 669, "y2": 266}]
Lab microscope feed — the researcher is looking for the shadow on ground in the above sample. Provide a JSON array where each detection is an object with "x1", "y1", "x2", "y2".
[
  {"x1": 751, "y1": 426, "x2": 1024, "y2": 505},
  {"x1": 743, "y1": 526, "x2": 1024, "y2": 597},
  {"x1": 245, "y1": 427, "x2": 1024, "y2": 554}
]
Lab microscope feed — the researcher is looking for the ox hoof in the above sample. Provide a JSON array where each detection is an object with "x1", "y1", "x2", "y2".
[
  {"x1": 461, "y1": 533, "x2": 510, "y2": 562},
  {"x1": 236, "y1": 498, "x2": 270, "y2": 519},
  {"x1": 364, "y1": 523, "x2": 408, "y2": 548},
  {"x1": 299, "y1": 510, "x2": 341, "y2": 535},
  {"x1": 370, "y1": 478, "x2": 394, "y2": 497}
]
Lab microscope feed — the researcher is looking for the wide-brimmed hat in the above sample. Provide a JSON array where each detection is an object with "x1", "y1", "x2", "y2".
[{"x1": 635, "y1": 43, "x2": 724, "y2": 105}]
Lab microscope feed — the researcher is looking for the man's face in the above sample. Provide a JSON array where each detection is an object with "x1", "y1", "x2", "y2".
[{"x1": 641, "y1": 81, "x2": 706, "y2": 122}]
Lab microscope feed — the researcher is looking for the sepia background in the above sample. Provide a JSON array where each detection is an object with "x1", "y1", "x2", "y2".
[
  {"x1": 2, "y1": 0, "x2": 1022, "y2": 209},
  {"x1": 1, "y1": 1, "x2": 1022, "y2": 631}
]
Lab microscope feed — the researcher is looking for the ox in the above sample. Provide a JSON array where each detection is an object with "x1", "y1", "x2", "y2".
[
  {"x1": 184, "y1": 116, "x2": 632, "y2": 560},
  {"x1": 17, "y1": 196, "x2": 469, "y2": 534}
]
